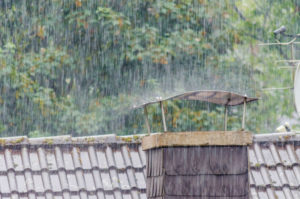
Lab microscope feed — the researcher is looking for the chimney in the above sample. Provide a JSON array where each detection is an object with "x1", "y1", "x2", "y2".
[
  {"x1": 142, "y1": 131, "x2": 253, "y2": 199},
  {"x1": 134, "y1": 90, "x2": 258, "y2": 199}
]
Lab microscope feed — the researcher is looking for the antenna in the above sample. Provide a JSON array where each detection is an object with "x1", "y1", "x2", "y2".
[{"x1": 258, "y1": 26, "x2": 300, "y2": 117}]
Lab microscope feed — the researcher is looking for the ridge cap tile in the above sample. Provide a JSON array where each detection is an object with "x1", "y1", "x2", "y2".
[
  {"x1": 253, "y1": 132, "x2": 300, "y2": 143},
  {"x1": 0, "y1": 134, "x2": 146, "y2": 147}
]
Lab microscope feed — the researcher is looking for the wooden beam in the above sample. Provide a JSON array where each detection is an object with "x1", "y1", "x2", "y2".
[{"x1": 142, "y1": 131, "x2": 253, "y2": 150}]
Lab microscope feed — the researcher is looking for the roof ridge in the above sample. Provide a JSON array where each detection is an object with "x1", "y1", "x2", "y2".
[
  {"x1": 253, "y1": 132, "x2": 300, "y2": 142},
  {"x1": 0, "y1": 134, "x2": 145, "y2": 146},
  {"x1": 0, "y1": 132, "x2": 300, "y2": 146}
]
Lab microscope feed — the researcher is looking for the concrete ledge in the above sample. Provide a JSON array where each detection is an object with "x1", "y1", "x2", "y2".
[{"x1": 142, "y1": 131, "x2": 253, "y2": 150}]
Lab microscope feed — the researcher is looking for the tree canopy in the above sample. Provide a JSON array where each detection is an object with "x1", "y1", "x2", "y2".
[{"x1": 0, "y1": 0, "x2": 299, "y2": 137}]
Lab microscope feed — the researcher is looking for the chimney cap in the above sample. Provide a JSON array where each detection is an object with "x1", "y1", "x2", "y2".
[{"x1": 133, "y1": 90, "x2": 258, "y2": 109}]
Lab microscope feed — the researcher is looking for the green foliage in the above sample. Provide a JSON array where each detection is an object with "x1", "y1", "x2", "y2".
[{"x1": 0, "y1": 0, "x2": 298, "y2": 137}]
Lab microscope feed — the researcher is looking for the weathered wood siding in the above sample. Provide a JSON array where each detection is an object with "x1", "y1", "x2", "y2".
[{"x1": 146, "y1": 146, "x2": 249, "y2": 199}]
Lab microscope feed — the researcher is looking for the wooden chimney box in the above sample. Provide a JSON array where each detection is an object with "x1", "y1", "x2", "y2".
[{"x1": 142, "y1": 131, "x2": 253, "y2": 199}]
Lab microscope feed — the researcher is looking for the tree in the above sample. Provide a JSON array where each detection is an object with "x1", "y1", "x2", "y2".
[{"x1": 0, "y1": 0, "x2": 298, "y2": 137}]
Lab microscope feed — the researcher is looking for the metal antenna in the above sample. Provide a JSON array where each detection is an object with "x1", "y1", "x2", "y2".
[
  {"x1": 224, "y1": 98, "x2": 230, "y2": 131},
  {"x1": 224, "y1": 105, "x2": 228, "y2": 131},
  {"x1": 258, "y1": 27, "x2": 300, "y2": 91},
  {"x1": 259, "y1": 27, "x2": 300, "y2": 118},
  {"x1": 160, "y1": 101, "x2": 167, "y2": 132},
  {"x1": 144, "y1": 106, "x2": 151, "y2": 135},
  {"x1": 242, "y1": 98, "x2": 246, "y2": 130}
]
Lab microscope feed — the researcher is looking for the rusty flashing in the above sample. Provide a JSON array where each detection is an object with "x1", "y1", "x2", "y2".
[{"x1": 142, "y1": 131, "x2": 253, "y2": 150}]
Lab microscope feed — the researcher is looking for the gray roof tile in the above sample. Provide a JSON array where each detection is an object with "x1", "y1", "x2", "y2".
[
  {"x1": 0, "y1": 133, "x2": 299, "y2": 198},
  {"x1": 249, "y1": 132, "x2": 300, "y2": 199}
]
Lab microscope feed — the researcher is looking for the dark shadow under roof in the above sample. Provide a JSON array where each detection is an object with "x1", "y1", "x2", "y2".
[{"x1": 133, "y1": 90, "x2": 258, "y2": 109}]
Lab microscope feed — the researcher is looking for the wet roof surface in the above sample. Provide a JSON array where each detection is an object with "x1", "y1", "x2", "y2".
[
  {"x1": 0, "y1": 132, "x2": 299, "y2": 199},
  {"x1": 250, "y1": 133, "x2": 300, "y2": 199},
  {"x1": 133, "y1": 90, "x2": 259, "y2": 109}
]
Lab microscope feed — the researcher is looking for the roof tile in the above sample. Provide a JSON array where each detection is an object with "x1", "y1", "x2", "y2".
[
  {"x1": 0, "y1": 175, "x2": 10, "y2": 193},
  {"x1": 96, "y1": 190, "x2": 105, "y2": 198},
  {"x1": 96, "y1": 149, "x2": 109, "y2": 169},
  {"x1": 270, "y1": 143, "x2": 282, "y2": 165},
  {"x1": 50, "y1": 173, "x2": 61, "y2": 192},
  {"x1": 75, "y1": 169, "x2": 85, "y2": 190},
  {"x1": 105, "y1": 147, "x2": 115, "y2": 168},
  {"x1": 278, "y1": 146, "x2": 293, "y2": 166},
  {"x1": 21, "y1": 147, "x2": 31, "y2": 170},
  {"x1": 0, "y1": 152, "x2": 7, "y2": 171},
  {"x1": 0, "y1": 133, "x2": 298, "y2": 198},
  {"x1": 8, "y1": 171, "x2": 17, "y2": 192},
  {"x1": 291, "y1": 190, "x2": 300, "y2": 198},
  {"x1": 63, "y1": 149, "x2": 75, "y2": 170},
  {"x1": 87, "y1": 146, "x2": 98, "y2": 168},
  {"x1": 118, "y1": 171, "x2": 130, "y2": 190},
  {"x1": 16, "y1": 174, "x2": 27, "y2": 193},
  {"x1": 80, "y1": 150, "x2": 92, "y2": 170},
  {"x1": 58, "y1": 170, "x2": 69, "y2": 190},
  {"x1": 121, "y1": 145, "x2": 133, "y2": 167},
  {"x1": 283, "y1": 187, "x2": 294, "y2": 199},
  {"x1": 24, "y1": 171, "x2": 34, "y2": 191},
  {"x1": 109, "y1": 169, "x2": 119, "y2": 189},
  {"x1": 274, "y1": 190, "x2": 286, "y2": 199},
  {"x1": 126, "y1": 168, "x2": 137, "y2": 188},
  {"x1": 284, "y1": 168, "x2": 299, "y2": 187},
  {"x1": 292, "y1": 166, "x2": 300, "y2": 183},
  {"x1": 277, "y1": 166, "x2": 289, "y2": 186},
  {"x1": 253, "y1": 143, "x2": 265, "y2": 166},
  {"x1": 91, "y1": 169, "x2": 102, "y2": 189},
  {"x1": 54, "y1": 147, "x2": 64, "y2": 169},
  {"x1": 261, "y1": 147, "x2": 275, "y2": 166},
  {"x1": 286, "y1": 144, "x2": 298, "y2": 164},
  {"x1": 257, "y1": 189, "x2": 269, "y2": 198},
  {"x1": 129, "y1": 148, "x2": 142, "y2": 168},
  {"x1": 251, "y1": 169, "x2": 265, "y2": 186},
  {"x1": 66, "y1": 173, "x2": 78, "y2": 191},
  {"x1": 33, "y1": 174, "x2": 44, "y2": 192},
  {"x1": 101, "y1": 171, "x2": 113, "y2": 190},
  {"x1": 266, "y1": 188, "x2": 276, "y2": 199},
  {"x1": 29, "y1": 150, "x2": 41, "y2": 171},
  {"x1": 113, "y1": 150, "x2": 125, "y2": 169},
  {"x1": 41, "y1": 170, "x2": 51, "y2": 191},
  {"x1": 5, "y1": 149, "x2": 14, "y2": 170},
  {"x1": 72, "y1": 147, "x2": 82, "y2": 169},
  {"x1": 84, "y1": 172, "x2": 96, "y2": 191},
  {"x1": 269, "y1": 169, "x2": 281, "y2": 187}
]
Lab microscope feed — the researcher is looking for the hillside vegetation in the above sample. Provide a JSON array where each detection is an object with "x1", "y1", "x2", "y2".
[{"x1": 0, "y1": 0, "x2": 299, "y2": 136}]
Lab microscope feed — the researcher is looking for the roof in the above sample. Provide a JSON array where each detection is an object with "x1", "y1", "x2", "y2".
[
  {"x1": 0, "y1": 135, "x2": 146, "y2": 199},
  {"x1": 133, "y1": 90, "x2": 258, "y2": 109},
  {"x1": 250, "y1": 132, "x2": 300, "y2": 199},
  {"x1": 0, "y1": 132, "x2": 299, "y2": 199}
]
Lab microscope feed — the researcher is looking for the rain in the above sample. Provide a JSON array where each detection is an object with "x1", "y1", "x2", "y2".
[
  {"x1": 0, "y1": 1, "x2": 299, "y2": 199},
  {"x1": 0, "y1": 0, "x2": 299, "y2": 137}
]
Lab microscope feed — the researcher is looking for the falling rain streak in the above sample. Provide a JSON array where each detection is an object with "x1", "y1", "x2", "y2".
[{"x1": 0, "y1": 0, "x2": 298, "y2": 137}]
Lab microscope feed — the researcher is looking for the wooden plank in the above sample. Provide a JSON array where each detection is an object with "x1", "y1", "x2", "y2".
[
  {"x1": 142, "y1": 131, "x2": 253, "y2": 150},
  {"x1": 163, "y1": 146, "x2": 248, "y2": 175},
  {"x1": 164, "y1": 174, "x2": 249, "y2": 197}
]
